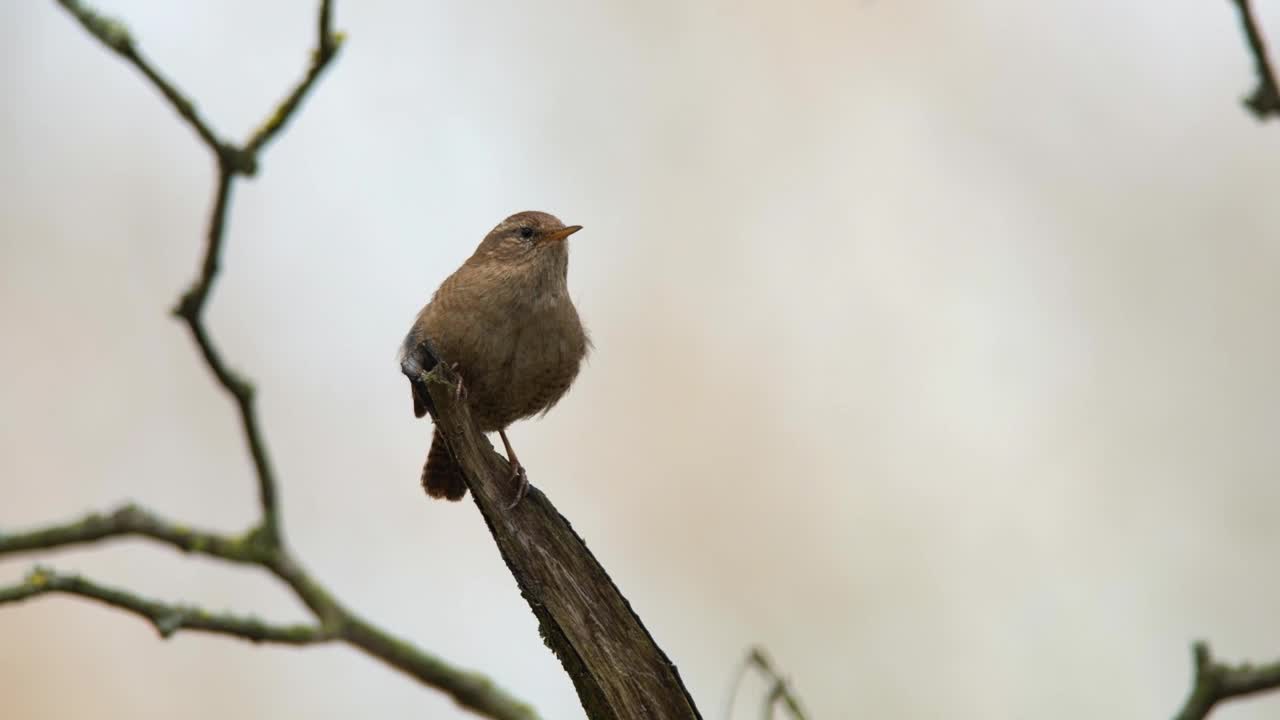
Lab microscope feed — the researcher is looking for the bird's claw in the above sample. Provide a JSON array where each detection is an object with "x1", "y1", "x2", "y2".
[
  {"x1": 450, "y1": 362, "x2": 467, "y2": 402},
  {"x1": 506, "y1": 464, "x2": 529, "y2": 510}
]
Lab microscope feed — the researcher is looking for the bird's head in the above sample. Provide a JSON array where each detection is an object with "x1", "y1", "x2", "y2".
[{"x1": 472, "y1": 211, "x2": 582, "y2": 270}]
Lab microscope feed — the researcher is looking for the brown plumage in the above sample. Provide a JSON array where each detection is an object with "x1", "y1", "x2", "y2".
[
  {"x1": 400, "y1": 211, "x2": 590, "y2": 507},
  {"x1": 422, "y1": 430, "x2": 467, "y2": 500}
]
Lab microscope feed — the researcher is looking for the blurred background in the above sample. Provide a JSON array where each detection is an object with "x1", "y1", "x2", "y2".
[{"x1": 3, "y1": 0, "x2": 1280, "y2": 717}]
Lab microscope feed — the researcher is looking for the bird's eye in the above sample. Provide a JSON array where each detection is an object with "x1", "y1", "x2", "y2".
[{"x1": 518, "y1": 227, "x2": 535, "y2": 240}]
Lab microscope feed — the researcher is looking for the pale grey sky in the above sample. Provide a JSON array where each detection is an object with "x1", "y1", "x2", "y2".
[{"x1": 3, "y1": 1, "x2": 1280, "y2": 718}]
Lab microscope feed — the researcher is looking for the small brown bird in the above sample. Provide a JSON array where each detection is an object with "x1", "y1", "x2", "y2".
[{"x1": 400, "y1": 211, "x2": 590, "y2": 507}]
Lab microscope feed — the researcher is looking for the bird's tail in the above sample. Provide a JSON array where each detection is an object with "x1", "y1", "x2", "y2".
[{"x1": 422, "y1": 428, "x2": 467, "y2": 501}]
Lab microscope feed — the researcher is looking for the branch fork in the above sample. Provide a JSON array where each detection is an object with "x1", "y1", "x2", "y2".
[{"x1": 3, "y1": 3, "x2": 536, "y2": 719}]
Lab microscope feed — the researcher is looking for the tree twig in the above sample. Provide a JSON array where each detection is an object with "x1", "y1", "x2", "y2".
[
  {"x1": 0, "y1": 504, "x2": 269, "y2": 566},
  {"x1": 724, "y1": 647, "x2": 808, "y2": 720},
  {"x1": 1174, "y1": 641, "x2": 1280, "y2": 720},
  {"x1": 0, "y1": 506, "x2": 539, "y2": 718},
  {"x1": 1229, "y1": 0, "x2": 1280, "y2": 119},
  {"x1": 244, "y1": 0, "x2": 343, "y2": 158},
  {"x1": 0, "y1": 567, "x2": 332, "y2": 644},
  {"x1": 6, "y1": 3, "x2": 543, "y2": 718},
  {"x1": 53, "y1": 0, "x2": 230, "y2": 161}
]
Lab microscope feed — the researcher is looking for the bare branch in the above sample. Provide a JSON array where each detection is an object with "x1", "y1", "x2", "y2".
[
  {"x1": 724, "y1": 647, "x2": 808, "y2": 720},
  {"x1": 753, "y1": 649, "x2": 807, "y2": 720},
  {"x1": 763, "y1": 683, "x2": 783, "y2": 720},
  {"x1": 14, "y1": 2, "x2": 543, "y2": 718},
  {"x1": 244, "y1": 0, "x2": 344, "y2": 157},
  {"x1": 340, "y1": 616, "x2": 541, "y2": 720},
  {"x1": 0, "y1": 567, "x2": 331, "y2": 644},
  {"x1": 0, "y1": 503, "x2": 539, "y2": 720},
  {"x1": 166, "y1": 0, "x2": 343, "y2": 541},
  {"x1": 403, "y1": 352, "x2": 702, "y2": 719},
  {"x1": 1229, "y1": 0, "x2": 1280, "y2": 119},
  {"x1": 0, "y1": 504, "x2": 269, "y2": 565},
  {"x1": 166, "y1": 0, "x2": 342, "y2": 542},
  {"x1": 53, "y1": 0, "x2": 231, "y2": 160},
  {"x1": 1174, "y1": 641, "x2": 1280, "y2": 720}
]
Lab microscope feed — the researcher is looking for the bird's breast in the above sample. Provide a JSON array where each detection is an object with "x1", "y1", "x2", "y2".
[
  {"x1": 432, "y1": 286, "x2": 585, "y2": 429},
  {"x1": 498, "y1": 294, "x2": 587, "y2": 420}
]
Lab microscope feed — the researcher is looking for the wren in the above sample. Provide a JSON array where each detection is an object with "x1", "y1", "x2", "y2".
[{"x1": 400, "y1": 211, "x2": 589, "y2": 508}]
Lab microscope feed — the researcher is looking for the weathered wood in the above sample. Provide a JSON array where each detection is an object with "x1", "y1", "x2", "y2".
[{"x1": 404, "y1": 341, "x2": 702, "y2": 720}]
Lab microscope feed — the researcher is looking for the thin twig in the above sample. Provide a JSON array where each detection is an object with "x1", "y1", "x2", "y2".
[
  {"x1": 1229, "y1": 0, "x2": 1280, "y2": 119},
  {"x1": 53, "y1": 0, "x2": 230, "y2": 159},
  {"x1": 244, "y1": 0, "x2": 343, "y2": 157},
  {"x1": 340, "y1": 616, "x2": 541, "y2": 719},
  {"x1": 726, "y1": 653, "x2": 754, "y2": 720},
  {"x1": 0, "y1": 504, "x2": 270, "y2": 565},
  {"x1": 0, "y1": 567, "x2": 331, "y2": 644},
  {"x1": 0, "y1": 504, "x2": 538, "y2": 719},
  {"x1": 724, "y1": 647, "x2": 808, "y2": 720},
  {"x1": 1174, "y1": 641, "x2": 1280, "y2": 720},
  {"x1": 763, "y1": 682, "x2": 784, "y2": 720},
  {"x1": 12, "y1": 3, "x2": 543, "y2": 718}
]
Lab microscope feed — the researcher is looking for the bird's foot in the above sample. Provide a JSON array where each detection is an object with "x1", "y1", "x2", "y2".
[
  {"x1": 450, "y1": 362, "x2": 467, "y2": 402},
  {"x1": 506, "y1": 463, "x2": 529, "y2": 510}
]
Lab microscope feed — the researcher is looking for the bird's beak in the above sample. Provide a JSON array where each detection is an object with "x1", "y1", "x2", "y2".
[{"x1": 544, "y1": 225, "x2": 583, "y2": 243}]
